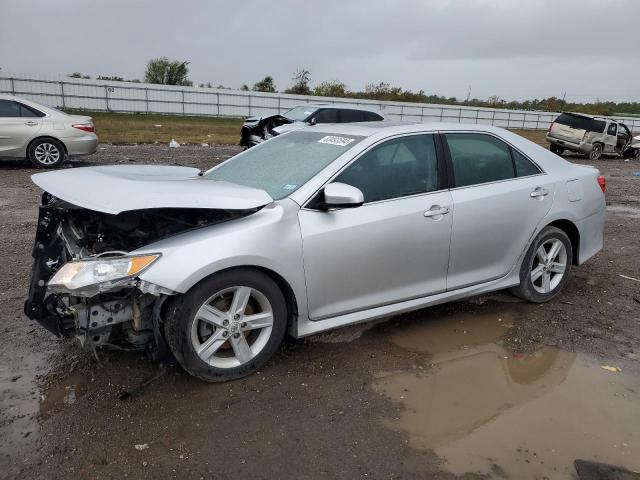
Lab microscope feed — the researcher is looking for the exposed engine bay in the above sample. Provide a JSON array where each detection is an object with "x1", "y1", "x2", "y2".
[
  {"x1": 24, "y1": 192, "x2": 256, "y2": 356},
  {"x1": 239, "y1": 114, "x2": 293, "y2": 148}
]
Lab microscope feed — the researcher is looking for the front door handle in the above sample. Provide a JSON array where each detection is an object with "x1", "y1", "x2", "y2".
[
  {"x1": 25, "y1": 121, "x2": 38, "y2": 126},
  {"x1": 530, "y1": 187, "x2": 549, "y2": 198},
  {"x1": 424, "y1": 205, "x2": 450, "y2": 218}
]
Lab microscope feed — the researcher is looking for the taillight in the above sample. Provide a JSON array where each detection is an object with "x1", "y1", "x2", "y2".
[
  {"x1": 548, "y1": 122, "x2": 554, "y2": 132},
  {"x1": 597, "y1": 175, "x2": 606, "y2": 193},
  {"x1": 72, "y1": 124, "x2": 95, "y2": 133}
]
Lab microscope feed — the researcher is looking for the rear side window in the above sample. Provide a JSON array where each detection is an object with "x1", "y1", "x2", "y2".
[
  {"x1": 0, "y1": 100, "x2": 20, "y2": 117},
  {"x1": 364, "y1": 111, "x2": 384, "y2": 121},
  {"x1": 555, "y1": 113, "x2": 605, "y2": 133},
  {"x1": 445, "y1": 133, "x2": 515, "y2": 187},
  {"x1": 339, "y1": 109, "x2": 365, "y2": 122},
  {"x1": 512, "y1": 149, "x2": 541, "y2": 177},
  {"x1": 18, "y1": 103, "x2": 44, "y2": 117}
]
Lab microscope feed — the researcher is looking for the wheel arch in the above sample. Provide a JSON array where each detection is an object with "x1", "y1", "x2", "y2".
[
  {"x1": 546, "y1": 219, "x2": 580, "y2": 265},
  {"x1": 170, "y1": 265, "x2": 299, "y2": 330},
  {"x1": 26, "y1": 136, "x2": 68, "y2": 156}
]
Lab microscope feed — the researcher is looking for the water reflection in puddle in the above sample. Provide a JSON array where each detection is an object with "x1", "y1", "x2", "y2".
[{"x1": 374, "y1": 311, "x2": 640, "y2": 479}]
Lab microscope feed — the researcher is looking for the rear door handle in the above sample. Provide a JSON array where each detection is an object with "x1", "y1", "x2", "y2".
[
  {"x1": 25, "y1": 121, "x2": 38, "y2": 126},
  {"x1": 424, "y1": 205, "x2": 450, "y2": 218},
  {"x1": 530, "y1": 187, "x2": 549, "y2": 198}
]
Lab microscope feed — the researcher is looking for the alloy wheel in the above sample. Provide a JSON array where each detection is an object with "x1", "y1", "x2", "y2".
[
  {"x1": 190, "y1": 286, "x2": 274, "y2": 368},
  {"x1": 530, "y1": 239, "x2": 568, "y2": 294},
  {"x1": 34, "y1": 142, "x2": 61, "y2": 165}
]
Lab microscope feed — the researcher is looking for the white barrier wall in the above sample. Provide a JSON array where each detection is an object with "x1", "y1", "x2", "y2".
[{"x1": 2, "y1": 73, "x2": 639, "y2": 132}]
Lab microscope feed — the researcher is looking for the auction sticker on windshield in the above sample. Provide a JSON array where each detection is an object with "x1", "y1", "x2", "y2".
[{"x1": 318, "y1": 136, "x2": 356, "y2": 147}]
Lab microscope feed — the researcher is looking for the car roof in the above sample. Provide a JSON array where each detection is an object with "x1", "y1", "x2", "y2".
[
  {"x1": 289, "y1": 121, "x2": 510, "y2": 138},
  {"x1": 292, "y1": 103, "x2": 385, "y2": 114}
]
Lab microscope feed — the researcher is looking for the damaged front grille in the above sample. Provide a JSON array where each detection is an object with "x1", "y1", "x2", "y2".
[{"x1": 24, "y1": 192, "x2": 255, "y2": 350}]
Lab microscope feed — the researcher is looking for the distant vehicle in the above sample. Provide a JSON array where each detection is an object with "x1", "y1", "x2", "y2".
[
  {"x1": 26, "y1": 122, "x2": 605, "y2": 382},
  {"x1": 0, "y1": 95, "x2": 97, "y2": 168},
  {"x1": 239, "y1": 104, "x2": 387, "y2": 148},
  {"x1": 546, "y1": 112, "x2": 637, "y2": 160}
]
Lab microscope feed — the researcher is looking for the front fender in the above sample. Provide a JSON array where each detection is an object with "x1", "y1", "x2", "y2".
[{"x1": 135, "y1": 200, "x2": 309, "y2": 318}]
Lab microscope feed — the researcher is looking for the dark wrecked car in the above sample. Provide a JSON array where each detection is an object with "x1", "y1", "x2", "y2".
[{"x1": 239, "y1": 104, "x2": 386, "y2": 148}]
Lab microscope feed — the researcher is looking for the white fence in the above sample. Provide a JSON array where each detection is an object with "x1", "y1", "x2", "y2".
[{"x1": 2, "y1": 72, "x2": 639, "y2": 132}]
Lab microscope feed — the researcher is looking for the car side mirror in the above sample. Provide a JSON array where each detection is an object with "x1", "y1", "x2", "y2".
[
  {"x1": 309, "y1": 117, "x2": 317, "y2": 126},
  {"x1": 321, "y1": 183, "x2": 364, "y2": 209}
]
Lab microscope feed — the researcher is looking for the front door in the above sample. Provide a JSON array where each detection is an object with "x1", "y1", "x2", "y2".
[
  {"x1": 299, "y1": 133, "x2": 453, "y2": 320},
  {"x1": 443, "y1": 132, "x2": 555, "y2": 290}
]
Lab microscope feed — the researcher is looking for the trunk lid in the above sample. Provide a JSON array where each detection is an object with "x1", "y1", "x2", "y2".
[{"x1": 31, "y1": 165, "x2": 273, "y2": 214}]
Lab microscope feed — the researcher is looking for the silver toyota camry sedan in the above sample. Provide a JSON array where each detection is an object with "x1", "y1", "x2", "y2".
[{"x1": 25, "y1": 122, "x2": 605, "y2": 381}]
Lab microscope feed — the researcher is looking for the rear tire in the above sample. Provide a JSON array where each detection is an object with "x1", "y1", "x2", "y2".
[
  {"x1": 28, "y1": 138, "x2": 66, "y2": 168},
  {"x1": 549, "y1": 145, "x2": 564, "y2": 156},
  {"x1": 164, "y1": 268, "x2": 287, "y2": 382},
  {"x1": 510, "y1": 226, "x2": 572, "y2": 303},
  {"x1": 585, "y1": 143, "x2": 603, "y2": 160}
]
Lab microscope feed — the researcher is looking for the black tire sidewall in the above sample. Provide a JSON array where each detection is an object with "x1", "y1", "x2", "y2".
[
  {"x1": 28, "y1": 138, "x2": 65, "y2": 168},
  {"x1": 516, "y1": 227, "x2": 573, "y2": 303},
  {"x1": 164, "y1": 268, "x2": 287, "y2": 382}
]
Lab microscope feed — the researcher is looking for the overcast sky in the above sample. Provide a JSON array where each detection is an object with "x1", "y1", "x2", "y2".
[{"x1": 1, "y1": 0, "x2": 638, "y2": 103}]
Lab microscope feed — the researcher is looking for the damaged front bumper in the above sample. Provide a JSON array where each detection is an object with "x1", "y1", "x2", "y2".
[{"x1": 23, "y1": 194, "x2": 173, "y2": 352}]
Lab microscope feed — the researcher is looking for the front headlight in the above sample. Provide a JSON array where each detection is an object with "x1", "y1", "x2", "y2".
[{"x1": 47, "y1": 254, "x2": 160, "y2": 296}]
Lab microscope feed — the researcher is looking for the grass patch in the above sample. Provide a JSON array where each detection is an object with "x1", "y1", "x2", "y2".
[
  {"x1": 85, "y1": 112, "x2": 243, "y2": 145},
  {"x1": 75, "y1": 111, "x2": 549, "y2": 148}
]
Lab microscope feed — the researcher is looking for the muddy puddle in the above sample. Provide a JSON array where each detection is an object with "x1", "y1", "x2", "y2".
[
  {"x1": 374, "y1": 310, "x2": 640, "y2": 479},
  {"x1": 0, "y1": 345, "x2": 87, "y2": 467}
]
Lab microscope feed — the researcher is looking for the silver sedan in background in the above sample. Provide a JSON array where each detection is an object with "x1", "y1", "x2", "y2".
[
  {"x1": 0, "y1": 95, "x2": 97, "y2": 168},
  {"x1": 25, "y1": 122, "x2": 605, "y2": 381}
]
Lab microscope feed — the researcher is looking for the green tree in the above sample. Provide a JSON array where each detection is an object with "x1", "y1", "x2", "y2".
[
  {"x1": 285, "y1": 69, "x2": 311, "y2": 95},
  {"x1": 252, "y1": 76, "x2": 276, "y2": 93},
  {"x1": 144, "y1": 57, "x2": 192, "y2": 86},
  {"x1": 314, "y1": 80, "x2": 347, "y2": 97}
]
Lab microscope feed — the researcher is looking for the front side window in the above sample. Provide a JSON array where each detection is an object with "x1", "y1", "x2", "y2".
[
  {"x1": 607, "y1": 123, "x2": 617, "y2": 136},
  {"x1": 204, "y1": 131, "x2": 365, "y2": 200},
  {"x1": 446, "y1": 133, "x2": 516, "y2": 187},
  {"x1": 283, "y1": 106, "x2": 317, "y2": 122},
  {"x1": 334, "y1": 134, "x2": 439, "y2": 203},
  {"x1": 0, "y1": 100, "x2": 20, "y2": 118}
]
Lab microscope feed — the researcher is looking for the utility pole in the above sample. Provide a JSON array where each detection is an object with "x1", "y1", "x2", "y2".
[
  {"x1": 465, "y1": 85, "x2": 472, "y2": 104},
  {"x1": 561, "y1": 91, "x2": 567, "y2": 111}
]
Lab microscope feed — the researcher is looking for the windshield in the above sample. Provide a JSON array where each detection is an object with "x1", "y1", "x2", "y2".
[
  {"x1": 204, "y1": 131, "x2": 365, "y2": 200},
  {"x1": 283, "y1": 106, "x2": 318, "y2": 122}
]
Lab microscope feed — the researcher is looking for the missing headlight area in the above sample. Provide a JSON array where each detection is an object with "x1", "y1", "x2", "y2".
[{"x1": 24, "y1": 192, "x2": 255, "y2": 354}]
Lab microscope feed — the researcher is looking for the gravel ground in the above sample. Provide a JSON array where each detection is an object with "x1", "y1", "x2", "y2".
[{"x1": 1, "y1": 144, "x2": 639, "y2": 480}]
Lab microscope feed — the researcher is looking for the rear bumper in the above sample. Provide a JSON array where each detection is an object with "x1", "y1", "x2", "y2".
[
  {"x1": 546, "y1": 135, "x2": 591, "y2": 154},
  {"x1": 575, "y1": 204, "x2": 605, "y2": 265},
  {"x1": 64, "y1": 134, "x2": 98, "y2": 156}
]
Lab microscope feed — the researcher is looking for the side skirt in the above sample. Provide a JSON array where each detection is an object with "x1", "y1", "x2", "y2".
[{"x1": 291, "y1": 271, "x2": 520, "y2": 338}]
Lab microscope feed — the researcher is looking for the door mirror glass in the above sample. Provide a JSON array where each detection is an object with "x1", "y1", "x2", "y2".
[{"x1": 323, "y1": 182, "x2": 364, "y2": 209}]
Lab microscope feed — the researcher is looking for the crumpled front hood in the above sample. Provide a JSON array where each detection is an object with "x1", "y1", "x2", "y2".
[{"x1": 32, "y1": 165, "x2": 273, "y2": 214}]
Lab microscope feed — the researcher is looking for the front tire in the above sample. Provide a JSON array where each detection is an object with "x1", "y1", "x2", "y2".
[
  {"x1": 510, "y1": 226, "x2": 572, "y2": 303},
  {"x1": 28, "y1": 138, "x2": 66, "y2": 168},
  {"x1": 164, "y1": 268, "x2": 287, "y2": 382}
]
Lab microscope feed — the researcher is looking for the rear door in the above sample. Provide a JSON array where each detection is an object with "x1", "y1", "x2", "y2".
[
  {"x1": 0, "y1": 100, "x2": 43, "y2": 156},
  {"x1": 299, "y1": 133, "x2": 452, "y2": 319},
  {"x1": 443, "y1": 132, "x2": 555, "y2": 290}
]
